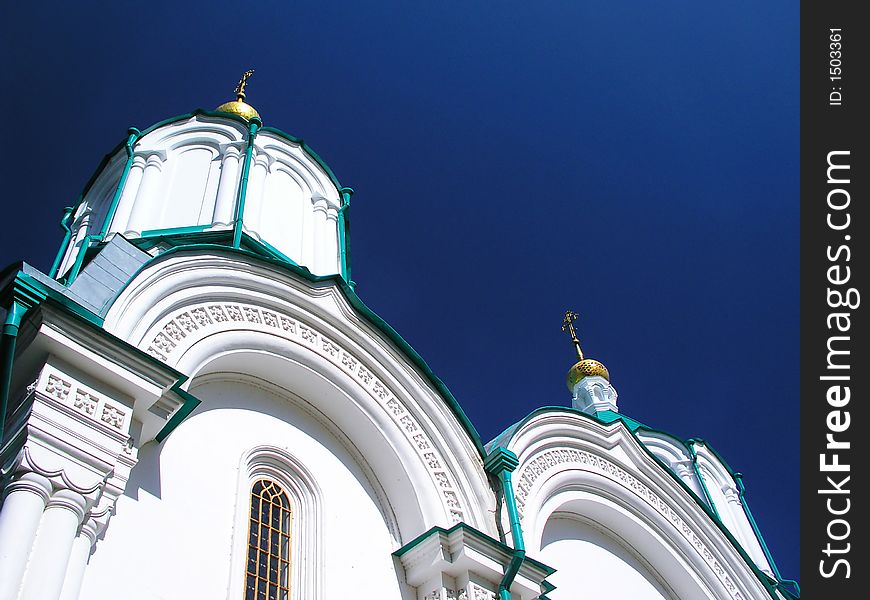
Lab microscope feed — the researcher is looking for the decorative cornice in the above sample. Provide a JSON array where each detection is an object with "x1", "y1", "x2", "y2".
[
  {"x1": 515, "y1": 446, "x2": 747, "y2": 600},
  {"x1": 144, "y1": 300, "x2": 466, "y2": 523}
]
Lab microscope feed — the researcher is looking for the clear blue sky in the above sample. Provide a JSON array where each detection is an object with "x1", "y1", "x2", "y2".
[{"x1": 1, "y1": 0, "x2": 799, "y2": 583}]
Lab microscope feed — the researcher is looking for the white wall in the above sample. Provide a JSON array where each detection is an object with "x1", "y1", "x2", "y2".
[
  {"x1": 539, "y1": 515, "x2": 674, "y2": 600},
  {"x1": 79, "y1": 377, "x2": 407, "y2": 600}
]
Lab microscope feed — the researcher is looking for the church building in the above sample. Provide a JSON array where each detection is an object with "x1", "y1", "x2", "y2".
[{"x1": 0, "y1": 74, "x2": 798, "y2": 600}]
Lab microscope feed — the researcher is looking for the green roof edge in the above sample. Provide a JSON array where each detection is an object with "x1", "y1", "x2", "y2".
[
  {"x1": 392, "y1": 521, "x2": 556, "y2": 577},
  {"x1": 97, "y1": 243, "x2": 487, "y2": 459},
  {"x1": 485, "y1": 405, "x2": 786, "y2": 599},
  {"x1": 68, "y1": 109, "x2": 345, "y2": 219}
]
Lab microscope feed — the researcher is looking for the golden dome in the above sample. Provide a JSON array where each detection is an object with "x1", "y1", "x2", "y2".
[
  {"x1": 214, "y1": 100, "x2": 260, "y2": 121},
  {"x1": 566, "y1": 358, "x2": 610, "y2": 390}
]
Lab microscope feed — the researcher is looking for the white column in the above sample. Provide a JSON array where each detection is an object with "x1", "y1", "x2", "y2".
[
  {"x1": 673, "y1": 460, "x2": 696, "y2": 487},
  {"x1": 58, "y1": 206, "x2": 94, "y2": 276},
  {"x1": 108, "y1": 154, "x2": 147, "y2": 235},
  {"x1": 213, "y1": 145, "x2": 243, "y2": 226},
  {"x1": 324, "y1": 205, "x2": 339, "y2": 275},
  {"x1": 57, "y1": 518, "x2": 99, "y2": 600},
  {"x1": 126, "y1": 153, "x2": 165, "y2": 234},
  {"x1": 243, "y1": 150, "x2": 271, "y2": 238},
  {"x1": 18, "y1": 489, "x2": 88, "y2": 600},
  {"x1": 0, "y1": 472, "x2": 52, "y2": 599},
  {"x1": 311, "y1": 195, "x2": 328, "y2": 275}
]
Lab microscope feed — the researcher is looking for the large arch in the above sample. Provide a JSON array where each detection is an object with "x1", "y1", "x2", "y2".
[
  {"x1": 102, "y1": 248, "x2": 495, "y2": 541},
  {"x1": 500, "y1": 410, "x2": 776, "y2": 600}
]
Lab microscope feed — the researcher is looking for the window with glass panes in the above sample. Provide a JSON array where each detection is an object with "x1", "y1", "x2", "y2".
[{"x1": 245, "y1": 480, "x2": 292, "y2": 600}]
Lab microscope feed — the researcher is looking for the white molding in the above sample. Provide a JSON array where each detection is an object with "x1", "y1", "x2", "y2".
[
  {"x1": 505, "y1": 411, "x2": 773, "y2": 600},
  {"x1": 227, "y1": 445, "x2": 324, "y2": 600},
  {"x1": 103, "y1": 252, "x2": 495, "y2": 535}
]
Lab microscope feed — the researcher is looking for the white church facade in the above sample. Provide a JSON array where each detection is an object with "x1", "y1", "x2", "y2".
[{"x1": 0, "y1": 80, "x2": 798, "y2": 600}]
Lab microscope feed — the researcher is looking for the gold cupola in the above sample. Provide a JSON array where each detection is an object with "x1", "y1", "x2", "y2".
[
  {"x1": 562, "y1": 310, "x2": 610, "y2": 390},
  {"x1": 215, "y1": 69, "x2": 261, "y2": 121}
]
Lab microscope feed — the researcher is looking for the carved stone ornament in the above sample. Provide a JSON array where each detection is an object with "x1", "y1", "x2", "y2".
[
  {"x1": 514, "y1": 447, "x2": 746, "y2": 599},
  {"x1": 39, "y1": 368, "x2": 130, "y2": 433},
  {"x1": 145, "y1": 301, "x2": 465, "y2": 522}
]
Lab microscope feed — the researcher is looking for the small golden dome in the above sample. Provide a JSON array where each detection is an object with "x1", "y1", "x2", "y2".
[
  {"x1": 214, "y1": 100, "x2": 260, "y2": 121},
  {"x1": 567, "y1": 358, "x2": 610, "y2": 390}
]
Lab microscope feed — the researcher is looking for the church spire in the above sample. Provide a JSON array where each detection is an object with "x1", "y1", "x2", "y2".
[
  {"x1": 562, "y1": 310, "x2": 610, "y2": 389},
  {"x1": 215, "y1": 69, "x2": 261, "y2": 121},
  {"x1": 561, "y1": 310, "x2": 619, "y2": 414}
]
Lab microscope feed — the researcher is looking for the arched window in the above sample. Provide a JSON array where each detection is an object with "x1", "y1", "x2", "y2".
[
  {"x1": 245, "y1": 480, "x2": 292, "y2": 600},
  {"x1": 233, "y1": 446, "x2": 322, "y2": 600}
]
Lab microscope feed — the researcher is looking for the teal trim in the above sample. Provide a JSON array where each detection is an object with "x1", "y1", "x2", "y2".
[
  {"x1": 66, "y1": 235, "x2": 102, "y2": 284},
  {"x1": 125, "y1": 111, "x2": 343, "y2": 192},
  {"x1": 99, "y1": 128, "x2": 141, "y2": 238},
  {"x1": 154, "y1": 378, "x2": 201, "y2": 443},
  {"x1": 486, "y1": 405, "x2": 783, "y2": 599},
  {"x1": 686, "y1": 439, "x2": 721, "y2": 520},
  {"x1": 735, "y1": 474, "x2": 800, "y2": 597},
  {"x1": 338, "y1": 187, "x2": 353, "y2": 283},
  {"x1": 99, "y1": 243, "x2": 487, "y2": 458},
  {"x1": 592, "y1": 409, "x2": 647, "y2": 431},
  {"x1": 259, "y1": 125, "x2": 344, "y2": 191},
  {"x1": 140, "y1": 224, "x2": 215, "y2": 237},
  {"x1": 13, "y1": 271, "x2": 103, "y2": 328},
  {"x1": 241, "y1": 235, "x2": 300, "y2": 267},
  {"x1": 484, "y1": 448, "x2": 525, "y2": 600},
  {"x1": 233, "y1": 119, "x2": 261, "y2": 248},
  {"x1": 0, "y1": 265, "x2": 200, "y2": 449},
  {"x1": 0, "y1": 273, "x2": 48, "y2": 445},
  {"x1": 49, "y1": 206, "x2": 75, "y2": 278},
  {"x1": 392, "y1": 522, "x2": 554, "y2": 577}
]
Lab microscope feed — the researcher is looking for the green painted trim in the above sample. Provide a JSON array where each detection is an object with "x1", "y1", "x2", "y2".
[
  {"x1": 49, "y1": 206, "x2": 75, "y2": 279},
  {"x1": 392, "y1": 521, "x2": 554, "y2": 576},
  {"x1": 98, "y1": 244, "x2": 487, "y2": 458},
  {"x1": 485, "y1": 405, "x2": 782, "y2": 599},
  {"x1": 140, "y1": 224, "x2": 216, "y2": 237},
  {"x1": 9, "y1": 269, "x2": 103, "y2": 328},
  {"x1": 485, "y1": 447, "x2": 526, "y2": 600},
  {"x1": 154, "y1": 378, "x2": 202, "y2": 443},
  {"x1": 66, "y1": 235, "x2": 102, "y2": 284},
  {"x1": 338, "y1": 187, "x2": 353, "y2": 283},
  {"x1": 593, "y1": 409, "x2": 647, "y2": 431},
  {"x1": 0, "y1": 273, "x2": 48, "y2": 444},
  {"x1": 636, "y1": 432, "x2": 780, "y2": 599},
  {"x1": 233, "y1": 119, "x2": 261, "y2": 248},
  {"x1": 99, "y1": 128, "x2": 142, "y2": 238},
  {"x1": 241, "y1": 235, "x2": 299, "y2": 267},
  {"x1": 258, "y1": 125, "x2": 344, "y2": 191},
  {"x1": 735, "y1": 474, "x2": 800, "y2": 597},
  {"x1": 686, "y1": 439, "x2": 722, "y2": 521},
  {"x1": 130, "y1": 110, "x2": 344, "y2": 192}
]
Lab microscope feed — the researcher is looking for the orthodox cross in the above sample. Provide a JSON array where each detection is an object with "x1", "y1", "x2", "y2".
[
  {"x1": 235, "y1": 69, "x2": 255, "y2": 101},
  {"x1": 561, "y1": 310, "x2": 585, "y2": 361}
]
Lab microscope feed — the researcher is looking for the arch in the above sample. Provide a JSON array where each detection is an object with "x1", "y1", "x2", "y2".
[
  {"x1": 231, "y1": 445, "x2": 323, "y2": 600},
  {"x1": 527, "y1": 472, "x2": 710, "y2": 600},
  {"x1": 102, "y1": 251, "x2": 495, "y2": 540},
  {"x1": 539, "y1": 510, "x2": 676, "y2": 599},
  {"x1": 503, "y1": 411, "x2": 775, "y2": 600}
]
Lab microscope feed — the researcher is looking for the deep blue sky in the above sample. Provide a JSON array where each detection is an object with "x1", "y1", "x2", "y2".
[{"x1": 1, "y1": 0, "x2": 799, "y2": 584}]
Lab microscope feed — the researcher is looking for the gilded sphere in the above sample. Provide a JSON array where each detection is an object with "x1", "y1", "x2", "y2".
[
  {"x1": 566, "y1": 358, "x2": 610, "y2": 390},
  {"x1": 214, "y1": 100, "x2": 261, "y2": 121}
]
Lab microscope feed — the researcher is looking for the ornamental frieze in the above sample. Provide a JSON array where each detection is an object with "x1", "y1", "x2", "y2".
[
  {"x1": 144, "y1": 301, "x2": 465, "y2": 523},
  {"x1": 514, "y1": 447, "x2": 745, "y2": 599}
]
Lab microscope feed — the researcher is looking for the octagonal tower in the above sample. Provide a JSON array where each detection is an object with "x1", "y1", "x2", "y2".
[{"x1": 53, "y1": 96, "x2": 352, "y2": 284}]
